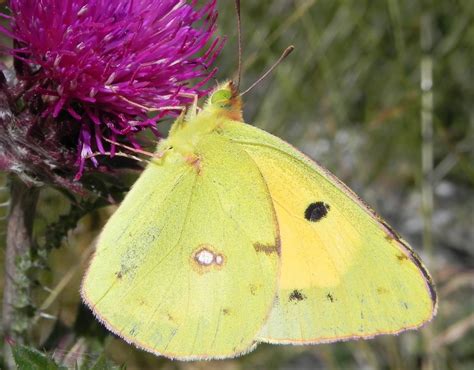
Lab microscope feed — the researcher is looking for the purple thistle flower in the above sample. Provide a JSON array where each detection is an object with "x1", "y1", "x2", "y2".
[{"x1": 0, "y1": 0, "x2": 223, "y2": 179}]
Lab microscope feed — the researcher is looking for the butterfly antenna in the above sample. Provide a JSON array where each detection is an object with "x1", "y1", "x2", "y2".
[
  {"x1": 103, "y1": 137, "x2": 156, "y2": 158},
  {"x1": 86, "y1": 151, "x2": 145, "y2": 163},
  {"x1": 240, "y1": 45, "x2": 295, "y2": 97},
  {"x1": 234, "y1": 0, "x2": 243, "y2": 93}
]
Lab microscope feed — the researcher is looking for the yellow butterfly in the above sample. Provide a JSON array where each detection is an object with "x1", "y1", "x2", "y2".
[{"x1": 81, "y1": 81, "x2": 437, "y2": 360}]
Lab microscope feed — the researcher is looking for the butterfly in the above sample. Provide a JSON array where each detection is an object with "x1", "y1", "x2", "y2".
[{"x1": 81, "y1": 81, "x2": 437, "y2": 360}]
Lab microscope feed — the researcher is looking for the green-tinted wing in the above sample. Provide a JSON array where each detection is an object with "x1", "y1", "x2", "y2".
[{"x1": 82, "y1": 133, "x2": 279, "y2": 360}]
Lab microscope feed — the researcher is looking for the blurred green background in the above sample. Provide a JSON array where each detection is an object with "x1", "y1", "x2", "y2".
[{"x1": 1, "y1": 0, "x2": 473, "y2": 369}]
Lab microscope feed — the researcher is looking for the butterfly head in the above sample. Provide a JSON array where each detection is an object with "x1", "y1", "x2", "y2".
[
  {"x1": 205, "y1": 81, "x2": 243, "y2": 122},
  {"x1": 159, "y1": 81, "x2": 243, "y2": 159}
]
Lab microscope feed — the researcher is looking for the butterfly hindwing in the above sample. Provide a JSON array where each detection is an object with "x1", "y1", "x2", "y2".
[
  {"x1": 219, "y1": 120, "x2": 437, "y2": 343},
  {"x1": 82, "y1": 132, "x2": 280, "y2": 359}
]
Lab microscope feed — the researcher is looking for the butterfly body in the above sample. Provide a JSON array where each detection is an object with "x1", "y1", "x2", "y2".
[{"x1": 82, "y1": 82, "x2": 436, "y2": 360}]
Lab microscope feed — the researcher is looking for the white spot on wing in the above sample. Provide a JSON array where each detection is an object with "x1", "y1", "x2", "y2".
[{"x1": 195, "y1": 249, "x2": 215, "y2": 266}]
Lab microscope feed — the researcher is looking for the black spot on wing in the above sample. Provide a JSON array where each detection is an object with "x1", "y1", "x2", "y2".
[
  {"x1": 384, "y1": 233, "x2": 395, "y2": 241},
  {"x1": 253, "y1": 242, "x2": 280, "y2": 256},
  {"x1": 129, "y1": 326, "x2": 138, "y2": 336},
  {"x1": 305, "y1": 202, "x2": 330, "y2": 222},
  {"x1": 288, "y1": 290, "x2": 306, "y2": 302},
  {"x1": 326, "y1": 293, "x2": 336, "y2": 302},
  {"x1": 249, "y1": 284, "x2": 259, "y2": 296},
  {"x1": 397, "y1": 253, "x2": 409, "y2": 261}
]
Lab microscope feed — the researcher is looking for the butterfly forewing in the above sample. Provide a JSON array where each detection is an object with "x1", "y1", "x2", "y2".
[{"x1": 219, "y1": 121, "x2": 436, "y2": 343}]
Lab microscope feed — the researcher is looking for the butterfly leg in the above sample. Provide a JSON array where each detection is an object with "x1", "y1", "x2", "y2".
[{"x1": 179, "y1": 92, "x2": 201, "y2": 121}]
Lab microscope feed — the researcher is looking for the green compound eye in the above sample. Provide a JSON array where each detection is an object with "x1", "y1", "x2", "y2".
[{"x1": 210, "y1": 89, "x2": 232, "y2": 108}]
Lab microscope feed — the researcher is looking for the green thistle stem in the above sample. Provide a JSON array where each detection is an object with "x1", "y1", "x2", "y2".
[
  {"x1": 420, "y1": 5, "x2": 435, "y2": 370},
  {"x1": 2, "y1": 176, "x2": 39, "y2": 369}
]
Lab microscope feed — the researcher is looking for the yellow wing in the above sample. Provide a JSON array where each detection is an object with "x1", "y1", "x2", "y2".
[
  {"x1": 219, "y1": 121, "x2": 437, "y2": 344},
  {"x1": 81, "y1": 133, "x2": 279, "y2": 359}
]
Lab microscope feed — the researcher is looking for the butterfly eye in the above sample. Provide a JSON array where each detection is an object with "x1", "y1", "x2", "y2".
[
  {"x1": 304, "y1": 202, "x2": 330, "y2": 222},
  {"x1": 210, "y1": 89, "x2": 232, "y2": 108}
]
